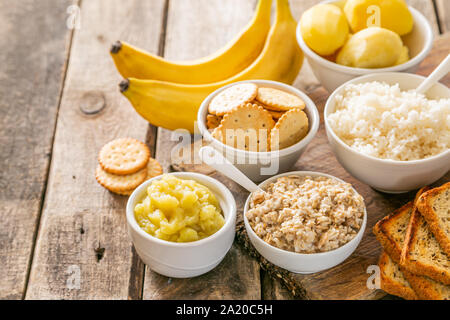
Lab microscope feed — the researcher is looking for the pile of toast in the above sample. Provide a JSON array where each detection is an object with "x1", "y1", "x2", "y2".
[{"x1": 373, "y1": 182, "x2": 449, "y2": 300}]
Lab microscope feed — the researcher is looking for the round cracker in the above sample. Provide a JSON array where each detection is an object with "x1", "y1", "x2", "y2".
[
  {"x1": 115, "y1": 189, "x2": 133, "y2": 196},
  {"x1": 110, "y1": 159, "x2": 163, "y2": 197},
  {"x1": 270, "y1": 109, "x2": 309, "y2": 151},
  {"x1": 98, "y1": 138, "x2": 150, "y2": 175},
  {"x1": 206, "y1": 114, "x2": 223, "y2": 130},
  {"x1": 147, "y1": 157, "x2": 163, "y2": 179},
  {"x1": 95, "y1": 164, "x2": 147, "y2": 193},
  {"x1": 256, "y1": 87, "x2": 305, "y2": 111},
  {"x1": 212, "y1": 103, "x2": 274, "y2": 152},
  {"x1": 208, "y1": 83, "x2": 258, "y2": 116},
  {"x1": 268, "y1": 110, "x2": 285, "y2": 120}
]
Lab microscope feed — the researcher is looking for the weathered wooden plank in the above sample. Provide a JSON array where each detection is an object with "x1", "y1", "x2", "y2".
[
  {"x1": 0, "y1": 0, "x2": 75, "y2": 300},
  {"x1": 435, "y1": 0, "x2": 450, "y2": 33},
  {"x1": 142, "y1": 0, "x2": 262, "y2": 300},
  {"x1": 262, "y1": 273, "x2": 295, "y2": 300},
  {"x1": 25, "y1": 0, "x2": 166, "y2": 299}
]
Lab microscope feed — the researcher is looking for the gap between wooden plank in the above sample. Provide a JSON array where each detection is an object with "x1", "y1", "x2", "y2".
[
  {"x1": 434, "y1": 0, "x2": 450, "y2": 33},
  {"x1": 0, "y1": 0, "x2": 77, "y2": 299},
  {"x1": 22, "y1": 0, "x2": 82, "y2": 299},
  {"x1": 137, "y1": 0, "x2": 171, "y2": 300},
  {"x1": 25, "y1": 0, "x2": 167, "y2": 299},
  {"x1": 431, "y1": 0, "x2": 443, "y2": 34},
  {"x1": 142, "y1": 0, "x2": 261, "y2": 300}
]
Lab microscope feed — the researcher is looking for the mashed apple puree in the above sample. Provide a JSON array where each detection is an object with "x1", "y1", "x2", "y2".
[{"x1": 134, "y1": 174, "x2": 225, "y2": 242}]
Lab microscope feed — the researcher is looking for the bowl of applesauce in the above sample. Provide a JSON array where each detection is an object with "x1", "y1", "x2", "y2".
[{"x1": 126, "y1": 172, "x2": 236, "y2": 278}]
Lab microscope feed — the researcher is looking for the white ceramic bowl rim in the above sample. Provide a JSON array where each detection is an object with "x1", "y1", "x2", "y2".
[
  {"x1": 297, "y1": 4, "x2": 434, "y2": 75},
  {"x1": 126, "y1": 172, "x2": 237, "y2": 248},
  {"x1": 243, "y1": 170, "x2": 368, "y2": 257},
  {"x1": 324, "y1": 72, "x2": 450, "y2": 166},
  {"x1": 198, "y1": 80, "x2": 320, "y2": 158}
]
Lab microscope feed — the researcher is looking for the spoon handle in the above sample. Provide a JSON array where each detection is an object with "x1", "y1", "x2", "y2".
[
  {"x1": 416, "y1": 54, "x2": 450, "y2": 95},
  {"x1": 198, "y1": 146, "x2": 262, "y2": 193}
]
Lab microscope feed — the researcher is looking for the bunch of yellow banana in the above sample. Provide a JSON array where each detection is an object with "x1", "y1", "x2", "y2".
[{"x1": 111, "y1": 0, "x2": 303, "y2": 133}]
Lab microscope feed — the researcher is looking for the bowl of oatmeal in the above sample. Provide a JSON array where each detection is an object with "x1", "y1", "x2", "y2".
[
  {"x1": 325, "y1": 72, "x2": 450, "y2": 193},
  {"x1": 243, "y1": 171, "x2": 367, "y2": 274}
]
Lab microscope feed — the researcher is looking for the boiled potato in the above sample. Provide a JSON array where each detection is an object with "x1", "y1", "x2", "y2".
[
  {"x1": 396, "y1": 46, "x2": 410, "y2": 65},
  {"x1": 336, "y1": 27, "x2": 403, "y2": 68},
  {"x1": 300, "y1": 4, "x2": 349, "y2": 56},
  {"x1": 344, "y1": 0, "x2": 413, "y2": 36}
]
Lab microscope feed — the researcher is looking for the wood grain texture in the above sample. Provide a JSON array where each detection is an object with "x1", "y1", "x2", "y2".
[
  {"x1": 0, "y1": 0, "x2": 75, "y2": 300},
  {"x1": 174, "y1": 34, "x2": 450, "y2": 300},
  {"x1": 262, "y1": 272, "x2": 295, "y2": 300},
  {"x1": 435, "y1": 0, "x2": 450, "y2": 33},
  {"x1": 25, "y1": 0, "x2": 166, "y2": 299},
  {"x1": 142, "y1": 0, "x2": 262, "y2": 300}
]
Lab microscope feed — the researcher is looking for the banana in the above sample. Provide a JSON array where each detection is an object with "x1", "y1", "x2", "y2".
[
  {"x1": 111, "y1": 0, "x2": 272, "y2": 84},
  {"x1": 120, "y1": 0, "x2": 303, "y2": 133}
]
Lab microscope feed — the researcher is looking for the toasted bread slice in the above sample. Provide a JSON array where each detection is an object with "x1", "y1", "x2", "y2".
[
  {"x1": 373, "y1": 187, "x2": 428, "y2": 261},
  {"x1": 374, "y1": 202, "x2": 414, "y2": 262},
  {"x1": 379, "y1": 252, "x2": 417, "y2": 300},
  {"x1": 374, "y1": 187, "x2": 450, "y2": 299},
  {"x1": 417, "y1": 182, "x2": 450, "y2": 257},
  {"x1": 403, "y1": 268, "x2": 450, "y2": 300},
  {"x1": 401, "y1": 205, "x2": 450, "y2": 285}
]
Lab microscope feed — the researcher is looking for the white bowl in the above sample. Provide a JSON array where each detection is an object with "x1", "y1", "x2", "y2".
[
  {"x1": 243, "y1": 171, "x2": 367, "y2": 274},
  {"x1": 197, "y1": 80, "x2": 320, "y2": 182},
  {"x1": 325, "y1": 72, "x2": 450, "y2": 194},
  {"x1": 126, "y1": 172, "x2": 236, "y2": 278},
  {"x1": 296, "y1": 1, "x2": 434, "y2": 92}
]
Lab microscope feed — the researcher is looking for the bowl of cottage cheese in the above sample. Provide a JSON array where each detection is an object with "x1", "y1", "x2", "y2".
[{"x1": 325, "y1": 72, "x2": 450, "y2": 193}]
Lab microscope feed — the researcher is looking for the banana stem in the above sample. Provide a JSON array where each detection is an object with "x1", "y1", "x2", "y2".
[
  {"x1": 275, "y1": 0, "x2": 295, "y2": 23},
  {"x1": 119, "y1": 79, "x2": 129, "y2": 93},
  {"x1": 111, "y1": 41, "x2": 122, "y2": 54}
]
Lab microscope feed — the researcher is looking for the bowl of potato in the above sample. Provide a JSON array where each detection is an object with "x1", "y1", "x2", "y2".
[{"x1": 296, "y1": 0, "x2": 434, "y2": 92}]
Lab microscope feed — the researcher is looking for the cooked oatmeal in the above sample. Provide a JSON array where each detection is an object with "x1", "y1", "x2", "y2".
[{"x1": 246, "y1": 175, "x2": 365, "y2": 253}]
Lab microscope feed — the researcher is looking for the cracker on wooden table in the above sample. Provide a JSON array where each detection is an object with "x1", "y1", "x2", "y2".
[
  {"x1": 147, "y1": 157, "x2": 163, "y2": 179},
  {"x1": 208, "y1": 83, "x2": 258, "y2": 116},
  {"x1": 212, "y1": 103, "x2": 275, "y2": 152},
  {"x1": 109, "y1": 159, "x2": 163, "y2": 197},
  {"x1": 256, "y1": 87, "x2": 305, "y2": 111},
  {"x1": 270, "y1": 109, "x2": 309, "y2": 151},
  {"x1": 206, "y1": 114, "x2": 223, "y2": 130},
  {"x1": 115, "y1": 189, "x2": 133, "y2": 196},
  {"x1": 98, "y1": 138, "x2": 150, "y2": 175},
  {"x1": 95, "y1": 165, "x2": 147, "y2": 194}
]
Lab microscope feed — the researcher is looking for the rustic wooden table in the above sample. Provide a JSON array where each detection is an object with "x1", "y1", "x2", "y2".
[{"x1": 1, "y1": 0, "x2": 449, "y2": 300}]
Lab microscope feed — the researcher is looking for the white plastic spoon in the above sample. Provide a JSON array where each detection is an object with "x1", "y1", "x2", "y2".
[
  {"x1": 198, "y1": 146, "x2": 264, "y2": 193},
  {"x1": 416, "y1": 53, "x2": 450, "y2": 95}
]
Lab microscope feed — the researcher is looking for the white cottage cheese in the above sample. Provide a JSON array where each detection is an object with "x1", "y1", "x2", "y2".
[{"x1": 328, "y1": 81, "x2": 450, "y2": 161}]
